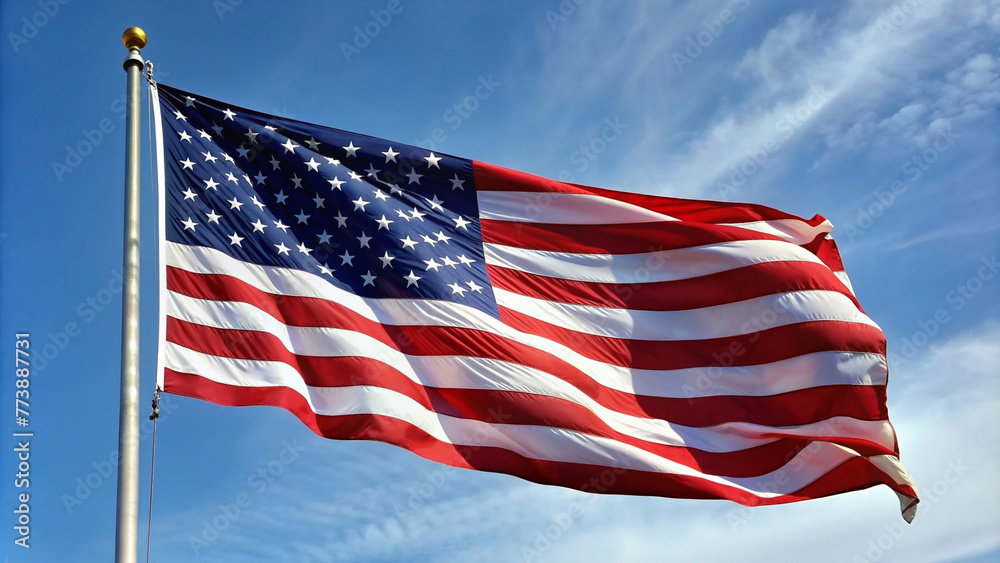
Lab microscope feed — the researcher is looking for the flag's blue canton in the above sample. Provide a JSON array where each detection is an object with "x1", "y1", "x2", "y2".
[{"x1": 158, "y1": 84, "x2": 498, "y2": 316}]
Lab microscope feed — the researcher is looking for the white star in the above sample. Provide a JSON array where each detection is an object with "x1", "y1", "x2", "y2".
[
  {"x1": 453, "y1": 216, "x2": 471, "y2": 230},
  {"x1": 244, "y1": 128, "x2": 258, "y2": 143},
  {"x1": 181, "y1": 217, "x2": 198, "y2": 231},
  {"x1": 225, "y1": 172, "x2": 239, "y2": 184},
  {"x1": 184, "y1": 96, "x2": 196, "y2": 107},
  {"x1": 275, "y1": 190, "x2": 289, "y2": 204},
  {"x1": 399, "y1": 235, "x2": 419, "y2": 250},
  {"x1": 404, "y1": 270, "x2": 422, "y2": 287},
  {"x1": 466, "y1": 280, "x2": 484, "y2": 293},
  {"x1": 317, "y1": 230, "x2": 333, "y2": 244},
  {"x1": 305, "y1": 158, "x2": 321, "y2": 172},
  {"x1": 373, "y1": 189, "x2": 389, "y2": 201},
  {"x1": 447, "y1": 282, "x2": 468, "y2": 296},
  {"x1": 425, "y1": 195, "x2": 444, "y2": 211},
  {"x1": 250, "y1": 195, "x2": 266, "y2": 210},
  {"x1": 440, "y1": 256, "x2": 459, "y2": 268},
  {"x1": 201, "y1": 151, "x2": 218, "y2": 163},
  {"x1": 179, "y1": 158, "x2": 195, "y2": 170},
  {"x1": 361, "y1": 271, "x2": 377, "y2": 287},
  {"x1": 243, "y1": 174, "x2": 252, "y2": 185},
  {"x1": 221, "y1": 152, "x2": 235, "y2": 164},
  {"x1": 376, "y1": 215, "x2": 394, "y2": 230},
  {"x1": 424, "y1": 258, "x2": 441, "y2": 271},
  {"x1": 282, "y1": 139, "x2": 299, "y2": 154},
  {"x1": 269, "y1": 156, "x2": 282, "y2": 170},
  {"x1": 296, "y1": 242, "x2": 313, "y2": 256},
  {"x1": 457, "y1": 254, "x2": 476, "y2": 266},
  {"x1": 237, "y1": 146, "x2": 251, "y2": 159},
  {"x1": 264, "y1": 124, "x2": 277, "y2": 132},
  {"x1": 405, "y1": 170, "x2": 422, "y2": 184},
  {"x1": 325, "y1": 156, "x2": 341, "y2": 166},
  {"x1": 424, "y1": 152, "x2": 441, "y2": 168},
  {"x1": 182, "y1": 188, "x2": 198, "y2": 201},
  {"x1": 450, "y1": 175, "x2": 465, "y2": 190},
  {"x1": 173, "y1": 110, "x2": 187, "y2": 121},
  {"x1": 229, "y1": 232, "x2": 245, "y2": 247},
  {"x1": 250, "y1": 218, "x2": 267, "y2": 232},
  {"x1": 421, "y1": 234, "x2": 438, "y2": 247},
  {"x1": 386, "y1": 183, "x2": 403, "y2": 195},
  {"x1": 290, "y1": 174, "x2": 303, "y2": 189},
  {"x1": 339, "y1": 250, "x2": 354, "y2": 266},
  {"x1": 357, "y1": 232, "x2": 372, "y2": 248},
  {"x1": 342, "y1": 141, "x2": 359, "y2": 157},
  {"x1": 348, "y1": 170, "x2": 364, "y2": 182},
  {"x1": 254, "y1": 172, "x2": 267, "y2": 185},
  {"x1": 352, "y1": 196, "x2": 370, "y2": 211},
  {"x1": 205, "y1": 210, "x2": 222, "y2": 224},
  {"x1": 313, "y1": 195, "x2": 325, "y2": 208},
  {"x1": 204, "y1": 177, "x2": 220, "y2": 190},
  {"x1": 295, "y1": 211, "x2": 310, "y2": 224},
  {"x1": 317, "y1": 264, "x2": 333, "y2": 276},
  {"x1": 409, "y1": 208, "x2": 426, "y2": 221},
  {"x1": 228, "y1": 197, "x2": 244, "y2": 210},
  {"x1": 274, "y1": 242, "x2": 290, "y2": 255},
  {"x1": 382, "y1": 147, "x2": 399, "y2": 162},
  {"x1": 305, "y1": 137, "x2": 321, "y2": 150},
  {"x1": 434, "y1": 231, "x2": 452, "y2": 244},
  {"x1": 222, "y1": 108, "x2": 236, "y2": 120},
  {"x1": 378, "y1": 251, "x2": 395, "y2": 268},
  {"x1": 210, "y1": 122, "x2": 224, "y2": 136},
  {"x1": 273, "y1": 219, "x2": 290, "y2": 232},
  {"x1": 396, "y1": 209, "x2": 411, "y2": 221},
  {"x1": 197, "y1": 129, "x2": 212, "y2": 141},
  {"x1": 333, "y1": 212, "x2": 348, "y2": 228},
  {"x1": 328, "y1": 177, "x2": 345, "y2": 190},
  {"x1": 178, "y1": 130, "x2": 192, "y2": 142},
  {"x1": 365, "y1": 164, "x2": 380, "y2": 178}
]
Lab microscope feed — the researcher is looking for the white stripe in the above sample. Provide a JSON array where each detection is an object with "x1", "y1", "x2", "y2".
[
  {"x1": 167, "y1": 293, "x2": 896, "y2": 453},
  {"x1": 494, "y1": 287, "x2": 879, "y2": 340},
  {"x1": 152, "y1": 82, "x2": 169, "y2": 391},
  {"x1": 484, "y1": 239, "x2": 825, "y2": 284},
  {"x1": 478, "y1": 191, "x2": 678, "y2": 224},
  {"x1": 722, "y1": 218, "x2": 833, "y2": 245},
  {"x1": 166, "y1": 242, "x2": 887, "y2": 397},
  {"x1": 166, "y1": 343, "x2": 904, "y2": 497}
]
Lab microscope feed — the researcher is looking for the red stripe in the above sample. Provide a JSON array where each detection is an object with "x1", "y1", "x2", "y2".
[
  {"x1": 168, "y1": 317, "x2": 891, "y2": 446},
  {"x1": 164, "y1": 370, "x2": 915, "y2": 508},
  {"x1": 497, "y1": 306, "x2": 886, "y2": 370},
  {"x1": 474, "y1": 160, "x2": 828, "y2": 226},
  {"x1": 480, "y1": 218, "x2": 788, "y2": 254},
  {"x1": 169, "y1": 264, "x2": 882, "y2": 374},
  {"x1": 486, "y1": 260, "x2": 862, "y2": 311}
]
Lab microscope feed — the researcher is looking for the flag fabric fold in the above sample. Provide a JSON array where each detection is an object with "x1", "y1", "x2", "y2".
[{"x1": 152, "y1": 82, "x2": 918, "y2": 521}]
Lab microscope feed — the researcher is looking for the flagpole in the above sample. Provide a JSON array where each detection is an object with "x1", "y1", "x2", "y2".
[{"x1": 116, "y1": 26, "x2": 146, "y2": 563}]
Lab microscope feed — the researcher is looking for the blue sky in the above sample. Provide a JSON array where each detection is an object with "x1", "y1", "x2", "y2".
[{"x1": 1, "y1": 1, "x2": 998, "y2": 561}]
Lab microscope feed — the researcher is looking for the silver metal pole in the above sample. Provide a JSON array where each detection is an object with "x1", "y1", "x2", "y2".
[{"x1": 116, "y1": 26, "x2": 146, "y2": 563}]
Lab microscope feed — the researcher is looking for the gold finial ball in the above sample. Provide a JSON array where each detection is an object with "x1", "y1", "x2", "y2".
[{"x1": 122, "y1": 27, "x2": 147, "y2": 49}]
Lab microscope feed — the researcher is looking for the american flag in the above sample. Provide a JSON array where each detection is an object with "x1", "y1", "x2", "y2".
[{"x1": 153, "y1": 82, "x2": 918, "y2": 520}]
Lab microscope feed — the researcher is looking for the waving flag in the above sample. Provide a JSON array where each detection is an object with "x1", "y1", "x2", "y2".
[{"x1": 152, "y1": 82, "x2": 918, "y2": 520}]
